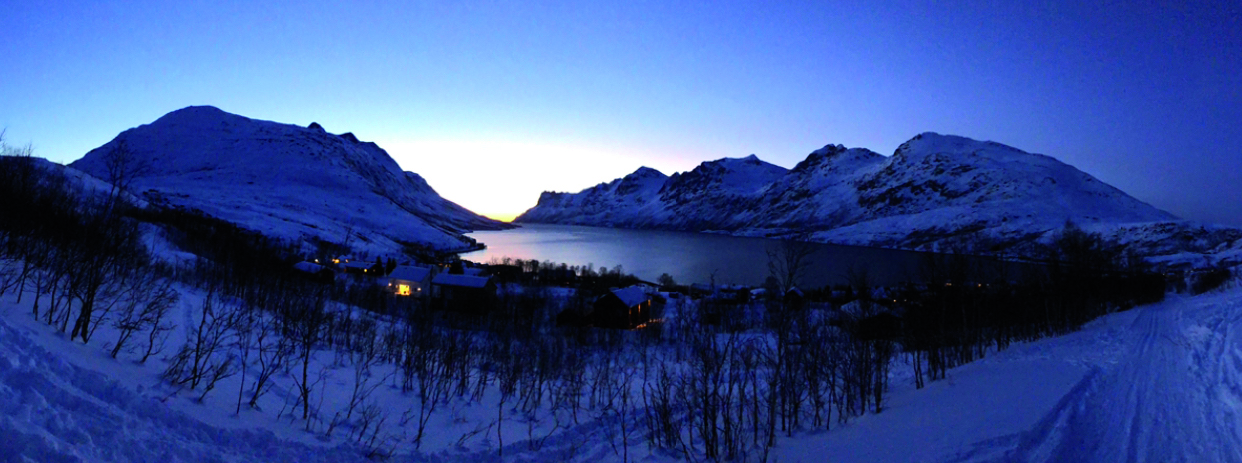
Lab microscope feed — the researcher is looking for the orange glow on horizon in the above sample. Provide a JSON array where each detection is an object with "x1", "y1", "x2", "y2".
[
  {"x1": 387, "y1": 139, "x2": 699, "y2": 224},
  {"x1": 483, "y1": 212, "x2": 518, "y2": 223}
]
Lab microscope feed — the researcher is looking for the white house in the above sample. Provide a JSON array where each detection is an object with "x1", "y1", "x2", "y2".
[{"x1": 387, "y1": 265, "x2": 432, "y2": 297}]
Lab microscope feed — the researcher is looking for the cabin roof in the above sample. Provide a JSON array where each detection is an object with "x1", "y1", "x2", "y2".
[
  {"x1": 433, "y1": 273, "x2": 491, "y2": 288},
  {"x1": 611, "y1": 287, "x2": 650, "y2": 308},
  {"x1": 389, "y1": 265, "x2": 430, "y2": 282},
  {"x1": 293, "y1": 261, "x2": 324, "y2": 273},
  {"x1": 341, "y1": 261, "x2": 376, "y2": 270}
]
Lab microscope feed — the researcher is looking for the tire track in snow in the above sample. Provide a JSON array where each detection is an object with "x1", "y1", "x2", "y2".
[{"x1": 1003, "y1": 296, "x2": 1242, "y2": 462}]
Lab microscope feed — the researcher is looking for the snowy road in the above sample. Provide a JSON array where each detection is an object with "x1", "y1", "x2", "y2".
[{"x1": 1007, "y1": 294, "x2": 1242, "y2": 462}]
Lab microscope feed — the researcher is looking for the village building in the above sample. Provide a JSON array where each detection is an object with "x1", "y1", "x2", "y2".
[
  {"x1": 340, "y1": 260, "x2": 381, "y2": 275},
  {"x1": 431, "y1": 273, "x2": 496, "y2": 313},
  {"x1": 293, "y1": 261, "x2": 325, "y2": 274},
  {"x1": 386, "y1": 265, "x2": 432, "y2": 297},
  {"x1": 592, "y1": 286, "x2": 653, "y2": 329},
  {"x1": 784, "y1": 286, "x2": 806, "y2": 310}
]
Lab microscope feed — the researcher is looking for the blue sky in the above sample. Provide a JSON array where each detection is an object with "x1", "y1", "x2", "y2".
[{"x1": 2, "y1": 1, "x2": 1239, "y2": 224}]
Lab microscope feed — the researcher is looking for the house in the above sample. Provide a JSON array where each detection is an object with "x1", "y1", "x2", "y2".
[
  {"x1": 341, "y1": 260, "x2": 381, "y2": 275},
  {"x1": 784, "y1": 286, "x2": 806, "y2": 310},
  {"x1": 431, "y1": 273, "x2": 496, "y2": 313},
  {"x1": 293, "y1": 261, "x2": 325, "y2": 274},
  {"x1": 592, "y1": 286, "x2": 652, "y2": 329},
  {"x1": 484, "y1": 264, "x2": 523, "y2": 282},
  {"x1": 387, "y1": 265, "x2": 432, "y2": 297},
  {"x1": 293, "y1": 260, "x2": 333, "y2": 278}
]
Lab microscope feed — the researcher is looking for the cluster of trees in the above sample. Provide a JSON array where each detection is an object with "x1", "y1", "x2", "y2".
[
  {"x1": 486, "y1": 256, "x2": 642, "y2": 289},
  {"x1": 1, "y1": 146, "x2": 174, "y2": 352},
  {"x1": 899, "y1": 224, "x2": 1166, "y2": 385}
]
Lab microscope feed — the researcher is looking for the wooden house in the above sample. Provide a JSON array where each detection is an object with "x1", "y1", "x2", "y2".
[
  {"x1": 784, "y1": 286, "x2": 806, "y2": 311},
  {"x1": 341, "y1": 260, "x2": 381, "y2": 275},
  {"x1": 292, "y1": 261, "x2": 334, "y2": 282},
  {"x1": 592, "y1": 287, "x2": 652, "y2": 329},
  {"x1": 431, "y1": 273, "x2": 496, "y2": 312},
  {"x1": 387, "y1": 265, "x2": 432, "y2": 297}
]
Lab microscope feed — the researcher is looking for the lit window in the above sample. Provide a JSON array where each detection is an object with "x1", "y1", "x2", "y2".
[{"x1": 397, "y1": 284, "x2": 411, "y2": 296}]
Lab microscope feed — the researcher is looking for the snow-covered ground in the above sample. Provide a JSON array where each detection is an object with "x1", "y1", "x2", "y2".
[
  {"x1": 4, "y1": 279, "x2": 1242, "y2": 462},
  {"x1": 774, "y1": 285, "x2": 1242, "y2": 462}
]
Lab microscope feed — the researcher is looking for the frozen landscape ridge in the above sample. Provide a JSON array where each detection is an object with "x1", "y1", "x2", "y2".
[{"x1": 70, "y1": 106, "x2": 509, "y2": 256}]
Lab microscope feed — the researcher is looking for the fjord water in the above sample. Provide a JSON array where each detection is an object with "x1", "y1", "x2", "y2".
[{"x1": 465, "y1": 223, "x2": 981, "y2": 288}]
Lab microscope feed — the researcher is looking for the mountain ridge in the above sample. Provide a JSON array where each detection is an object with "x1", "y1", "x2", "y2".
[
  {"x1": 517, "y1": 132, "x2": 1180, "y2": 254},
  {"x1": 70, "y1": 105, "x2": 509, "y2": 256}
]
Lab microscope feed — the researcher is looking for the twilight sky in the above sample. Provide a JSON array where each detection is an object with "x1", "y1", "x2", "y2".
[{"x1": 2, "y1": 1, "x2": 1240, "y2": 224}]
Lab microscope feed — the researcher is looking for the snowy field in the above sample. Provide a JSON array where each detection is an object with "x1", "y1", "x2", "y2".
[{"x1": 4, "y1": 281, "x2": 1242, "y2": 462}]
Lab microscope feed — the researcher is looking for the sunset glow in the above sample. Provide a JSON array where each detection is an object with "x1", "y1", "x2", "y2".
[{"x1": 387, "y1": 138, "x2": 701, "y2": 222}]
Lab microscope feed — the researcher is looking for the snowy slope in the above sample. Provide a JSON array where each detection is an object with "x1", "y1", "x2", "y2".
[
  {"x1": 6, "y1": 270, "x2": 1242, "y2": 462},
  {"x1": 0, "y1": 313, "x2": 375, "y2": 463},
  {"x1": 769, "y1": 286, "x2": 1242, "y2": 462},
  {"x1": 517, "y1": 133, "x2": 1181, "y2": 254},
  {"x1": 69, "y1": 106, "x2": 508, "y2": 255}
]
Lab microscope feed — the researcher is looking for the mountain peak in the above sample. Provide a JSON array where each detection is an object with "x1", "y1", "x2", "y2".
[
  {"x1": 153, "y1": 105, "x2": 235, "y2": 125},
  {"x1": 628, "y1": 166, "x2": 667, "y2": 178},
  {"x1": 70, "y1": 107, "x2": 506, "y2": 254}
]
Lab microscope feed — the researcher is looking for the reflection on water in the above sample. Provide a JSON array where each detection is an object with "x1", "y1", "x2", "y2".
[{"x1": 465, "y1": 224, "x2": 984, "y2": 288}]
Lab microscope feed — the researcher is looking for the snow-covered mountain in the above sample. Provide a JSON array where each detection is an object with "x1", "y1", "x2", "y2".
[
  {"x1": 517, "y1": 132, "x2": 1180, "y2": 253},
  {"x1": 521, "y1": 155, "x2": 787, "y2": 229},
  {"x1": 70, "y1": 106, "x2": 507, "y2": 255}
]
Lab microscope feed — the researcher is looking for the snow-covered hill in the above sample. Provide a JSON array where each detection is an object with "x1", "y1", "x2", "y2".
[
  {"x1": 6, "y1": 270, "x2": 1242, "y2": 462},
  {"x1": 517, "y1": 133, "x2": 1182, "y2": 254},
  {"x1": 70, "y1": 106, "x2": 508, "y2": 255}
]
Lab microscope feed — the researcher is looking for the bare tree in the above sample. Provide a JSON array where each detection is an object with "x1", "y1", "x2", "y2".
[
  {"x1": 767, "y1": 234, "x2": 817, "y2": 295},
  {"x1": 110, "y1": 276, "x2": 178, "y2": 359},
  {"x1": 289, "y1": 288, "x2": 332, "y2": 422},
  {"x1": 247, "y1": 312, "x2": 291, "y2": 409},
  {"x1": 162, "y1": 289, "x2": 238, "y2": 400},
  {"x1": 101, "y1": 138, "x2": 150, "y2": 216}
]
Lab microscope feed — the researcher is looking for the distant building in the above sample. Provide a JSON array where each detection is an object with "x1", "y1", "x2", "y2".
[
  {"x1": 293, "y1": 261, "x2": 325, "y2": 274},
  {"x1": 432, "y1": 273, "x2": 496, "y2": 312},
  {"x1": 485, "y1": 264, "x2": 523, "y2": 282},
  {"x1": 341, "y1": 260, "x2": 381, "y2": 275},
  {"x1": 292, "y1": 261, "x2": 334, "y2": 282},
  {"x1": 387, "y1": 265, "x2": 432, "y2": 297},
  {"x1": 592, "y1": 287, "x2": 653, "y2": 329},
  {"x1": 784, "y1": 287, "x2": 806, "y2": 310}
]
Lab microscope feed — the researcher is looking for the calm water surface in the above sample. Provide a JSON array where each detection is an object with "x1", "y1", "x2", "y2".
[{"x1": 465, "y1": 224, "x2": 958, "y2": 287}]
